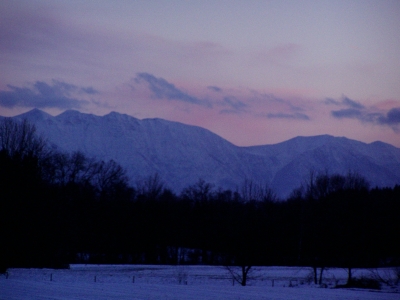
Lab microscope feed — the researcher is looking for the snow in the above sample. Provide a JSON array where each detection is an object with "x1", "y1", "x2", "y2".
[
  {"x1": 8, "y1": 109, "x2": 400, "y2": 198},
  {"x1": 0, "y1": 265, "x2": 398, "y2": 300}
]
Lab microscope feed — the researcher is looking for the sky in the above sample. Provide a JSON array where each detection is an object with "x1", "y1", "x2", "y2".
[{"x1": 1, "y1": 0, "x2": 400, "y2": 147}]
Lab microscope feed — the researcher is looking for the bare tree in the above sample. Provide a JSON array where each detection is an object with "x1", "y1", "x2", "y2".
[
  {"x1": 226, "y1": 265, "x2": 253, "y2": 286},
  {"x1": 136, "y1": 173, "x2": 165, "y2": 200},
  {"x1": 369, "y1": 267, "x2": 400, "y2": 287},
  {"x1": 92, "y1": 159, "x2": 128, "y2": 196},
  {"x1": 297, "y1": 170, "x2": 371, "y2": 286},
  {"x1": 311, "y1": 266, "x2": 327, "y2": 285},
  {"x1": 344, "y1": 171, "x2": 370, "y2": 191},
  {"x1": 0, "y1": 118, "x2": 47, "y2": 159},
  {"x1": 180, "y1": 178, "x2": 214, "y2": 202},
  {"x1": 224, "y1": 179, "x2": 277, "y2": 287},
  {"x1": 43, "y1": 151, "x2": 97, "y2": 186},
  {"x1": 299, "y1": 170, "x2": 369, "y2": 200},
  {"x1": 240, "y1": 178, "x2": 277, "y2": 202}
]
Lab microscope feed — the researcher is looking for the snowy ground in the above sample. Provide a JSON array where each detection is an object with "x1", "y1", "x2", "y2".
[{"x1": 1, "y1": 265, "x2": 399, "y2": 300}]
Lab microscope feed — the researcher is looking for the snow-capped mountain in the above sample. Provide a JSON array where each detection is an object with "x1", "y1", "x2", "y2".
[{"x1": 6, "y1": 109, "x2": 400, "y2": 198}]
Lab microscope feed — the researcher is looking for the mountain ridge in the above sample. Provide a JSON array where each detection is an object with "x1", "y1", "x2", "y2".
[{"x1": 3, "y1": 109, "x2": 400, "y2": 198}]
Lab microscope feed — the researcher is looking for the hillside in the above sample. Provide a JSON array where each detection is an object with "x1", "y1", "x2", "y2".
[{"x1": 7, "y1": 109, "x2": 400, "y2": 198}]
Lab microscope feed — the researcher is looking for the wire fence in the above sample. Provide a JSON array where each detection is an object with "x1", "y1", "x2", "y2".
[{"x1": 2, "y1": 266, "x2": 353, "y2": 288}]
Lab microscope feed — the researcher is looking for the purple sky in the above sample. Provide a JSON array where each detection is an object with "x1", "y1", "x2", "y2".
[{"x1": 1, "y1": 0, "x2": 400, "y2": 147}]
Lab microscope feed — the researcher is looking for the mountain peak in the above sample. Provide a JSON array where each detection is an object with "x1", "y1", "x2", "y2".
[
  {"x1": 4, "y1": 109, "x2": 400, "y2": 198},
  {"x1": 103, "y1": 111, "x2": 140, "y2": 123},
  {"x1": 55, "y1": 110, "x2": 102, "y2": 125},
  {"x1": 15, "y1": 108, "x2": 53, "y2": 122}
]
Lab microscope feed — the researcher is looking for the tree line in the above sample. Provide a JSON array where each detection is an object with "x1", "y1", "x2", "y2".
[{"x1": 1, "y1": 119, "x2": 399, "y2": 275}]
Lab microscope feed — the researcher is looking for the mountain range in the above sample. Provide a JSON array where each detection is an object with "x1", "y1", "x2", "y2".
[{"x1": 5, "y1": 108, "x2": 400, "y2": 198}]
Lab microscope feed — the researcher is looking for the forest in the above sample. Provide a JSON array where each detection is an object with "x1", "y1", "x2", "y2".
[{"x1": 1, "y1": 118, "x2": 399, "y2": 278}]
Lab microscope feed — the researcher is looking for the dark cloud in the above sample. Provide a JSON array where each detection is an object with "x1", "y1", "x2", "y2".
[
  {"x1": 255, "y1": 92, "x2": 309, "y2": 113},
  {"x1": 207, "y1": 86, "x2": 222, "y2": 92},
  {"x1": 324, "y1": 95, "x2": 364, "y2": 109},
  {"x1": 330, "y1": 100, "x2": 400, "y2": 132},
  {"x1": 323, "y1": 98, "x2": 341, "y2": 105},
  {"x1": 342, "y1": 96, "x2": 364, "y2": 109},
  {"x1": 0, "y1": 80, "x2": 97, "y2": 109},
  {"x1": 329, "y1": 95, "x2": 369, "y2": 123},
  {"x1": 223, "y1": 96, "x2": 247, "y2": 111},
  {"x1": 245, "y1": 91, "x2": 311, "y2": 121},
  {"x1": 218, "y1": 96, "x2": 248, "y2": 114},
  {"x1": 265, "y1": 112, "x2": 310, "y2": 120},
  {"x1": 135, "y1": 73, "x2": 211, "y2": 107},
  {"x1": 81, "y1": 87, "x2": 98, "y2": 94},
  {"x1": 377, "y1": 107, "x2": 400, "y2": 125},
  {"x1": 331, "y1": 108, "x2": 363, "y2": 119}
]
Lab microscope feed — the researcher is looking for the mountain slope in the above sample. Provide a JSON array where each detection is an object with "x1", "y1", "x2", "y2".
[
  {"x1": 6, "y1": 109, "x2": 400, "y2": 198},
  {"x1": 244, "y1": 135, "x2": 400, "y2": 195}
]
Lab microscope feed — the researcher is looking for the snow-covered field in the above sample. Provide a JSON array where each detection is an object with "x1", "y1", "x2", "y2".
[{"x1": 1, "y1": 265, "x2": 398, "y2": 300}]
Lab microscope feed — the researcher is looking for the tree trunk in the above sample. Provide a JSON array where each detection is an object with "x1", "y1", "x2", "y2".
[
  {"x1": 318, "y1": 267, "x2": 325, "y2": 285},
  {"x1": 347, "y1": 267, "x2": 352, "y2": 285},
  {"x1": 241, "y1": 265, "x2": 251, "y2": 286},
  {"x1": 313, "y1": 266, "x2": 318, "y2": 284}
]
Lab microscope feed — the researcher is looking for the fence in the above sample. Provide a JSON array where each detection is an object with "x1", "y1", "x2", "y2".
[{"x1": 3, "y1": 265, "x2": 382, "y2": 288}]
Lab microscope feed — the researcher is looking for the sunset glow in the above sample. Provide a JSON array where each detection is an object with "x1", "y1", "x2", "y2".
[{"x1": 1, "y1": 0, "x2": 400, "y2": 147}]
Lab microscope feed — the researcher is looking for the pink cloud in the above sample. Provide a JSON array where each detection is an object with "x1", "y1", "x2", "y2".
[
  {"x1": 372, "y1": 99, "x2": 400, "y2": 111},
  {"x1": 124, "y1": 74, "x2": 315, "y2": 125}
]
